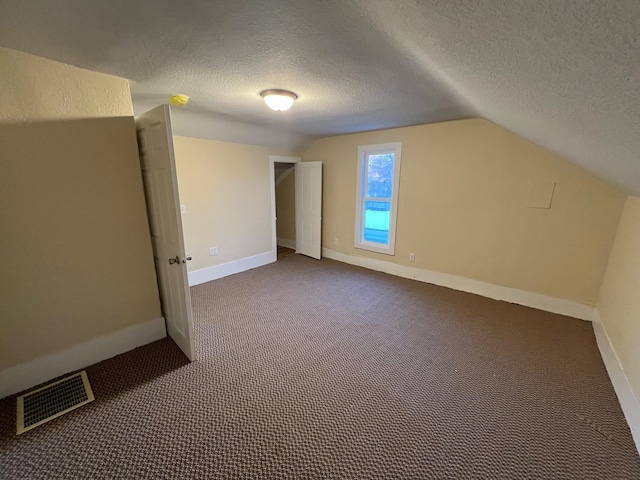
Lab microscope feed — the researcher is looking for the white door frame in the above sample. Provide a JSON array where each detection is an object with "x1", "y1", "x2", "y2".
[{"x1": 270, "y1": 155, "x2": 300, "y2": 258}]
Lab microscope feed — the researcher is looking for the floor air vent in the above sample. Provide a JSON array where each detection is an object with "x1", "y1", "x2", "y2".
[{"x1": 17, "y1": 371, "x2": 94, "y2": 434}]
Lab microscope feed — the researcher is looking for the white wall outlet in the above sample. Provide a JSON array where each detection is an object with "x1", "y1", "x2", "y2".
[
  {"x1": 180, "y1": 204, "x2": 187, "y2": 215},
  {"x1": 334, "y1": 238, "x2": 339, "y2": 245},
  {"x1": 209, "y1": 247, "x2": 218, "y2": 256},
  {"x1": 409, "y1": 253, "x2": 415, "y2": 262}
]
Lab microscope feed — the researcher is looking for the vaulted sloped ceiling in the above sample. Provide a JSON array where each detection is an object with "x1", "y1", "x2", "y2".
[{"x1": 0, "y1": 1, "x2": 638, "y2": 193}]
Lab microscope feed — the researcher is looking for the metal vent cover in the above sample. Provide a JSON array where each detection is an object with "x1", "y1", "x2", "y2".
[{"x1": 17, "y1": 371, "x2": 94, "y2": 435}]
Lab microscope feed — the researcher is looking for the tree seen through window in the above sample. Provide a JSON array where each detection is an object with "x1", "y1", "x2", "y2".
[{"x1": 366, "y1": 154, "x2": 394, "y2": 198}]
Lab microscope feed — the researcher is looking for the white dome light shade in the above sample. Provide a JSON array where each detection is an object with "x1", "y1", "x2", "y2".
[{"x1": 260, "y1": 89, "x2": 298, "y2": 111}]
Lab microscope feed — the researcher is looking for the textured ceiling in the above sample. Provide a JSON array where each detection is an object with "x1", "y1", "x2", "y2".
[{"x1": 0, "y1": 1, "x2": 638, "y2": 193}]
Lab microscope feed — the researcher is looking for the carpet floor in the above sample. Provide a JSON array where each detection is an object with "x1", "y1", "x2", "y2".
[
  {"x1": 1, "y1": 255, "x2": 639, "y2": 478},
  {"x1": 277, "y1": 245, "x2": 296, "y2": 260}
]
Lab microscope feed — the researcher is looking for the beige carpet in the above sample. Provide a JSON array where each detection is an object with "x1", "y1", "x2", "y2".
[{"x1": 1, "y1": 255, "x2": 639, "y2": 478}]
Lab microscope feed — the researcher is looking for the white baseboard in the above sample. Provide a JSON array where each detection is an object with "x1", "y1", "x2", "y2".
[
  {"x1": 593, "y1": 321, "x2": 640, "y2": 455},
  {"x1": 277, "y1": 237, "x2": 296, "y2": 250},
  {"x1": 0, "y1": 317, "x2": 166, "y2": 399},
  {"x1": 188, "y1": 250, "x2": 276, "y2": 286},
  {"x1": 321, "y1": 248, "x2": 597, "y2": 322}
]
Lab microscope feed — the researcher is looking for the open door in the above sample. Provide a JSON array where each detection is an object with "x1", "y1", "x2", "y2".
[
  {"x1": 135, "y1": 105, "x2": 195, "y2": 361},
  {"x1": 295, "y1": 161, "x2": 323, "y2": 259}
]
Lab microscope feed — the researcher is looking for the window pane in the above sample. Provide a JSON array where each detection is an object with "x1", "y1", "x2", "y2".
[
  {"x1": 363, "y1": 200, "x2": 390, "y2": 244},
  {"x1": 366, "y1": 154, "x2": 394, "y2": 198}
]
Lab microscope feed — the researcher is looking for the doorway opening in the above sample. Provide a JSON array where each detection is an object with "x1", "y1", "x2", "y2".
[
  {"x1": 270, "y1": 156, "x2": 299, "y2": 260},
  {"x1": 274, "y1": 161, "x2": 296, "y2": 259},
  {"x1": 277, "y1": 244, "x2": 296, "y2": 260}
]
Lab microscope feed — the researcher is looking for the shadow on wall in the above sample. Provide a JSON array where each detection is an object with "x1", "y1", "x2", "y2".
[{"x1": 0, "y1": 117, "x2": 161, "y2": 372}]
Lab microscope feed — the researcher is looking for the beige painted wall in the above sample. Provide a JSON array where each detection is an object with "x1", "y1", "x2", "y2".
[
  {"x1": 304, "y1": 118, "x2": 625, "y2": 304},
  {"x1": 0, "y1": 47, "x2": 133, "y2": 122},
  {"x1": 598, "y1": 196, "x2": 640, "y2": 400},
  {"x1": 173, "y1": 136, "x2": 299, "y2": 272},
  {"x1": 0, "y1": 48, "x2": 161, "y2": 370},
  {"x1": 276, "y1": 171, "x2": 296, "y2": 242}
]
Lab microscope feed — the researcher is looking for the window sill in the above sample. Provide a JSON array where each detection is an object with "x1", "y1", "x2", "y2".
[{"x1": 354, "y1": 243, "x2": 396, "y2": 256}]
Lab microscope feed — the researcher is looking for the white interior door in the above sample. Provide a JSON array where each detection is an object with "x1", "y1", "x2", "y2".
[
  {"x1": 135, "y1": 105, "x2": 195, "y2": 361},
  {"x1": 295, "y1": 161, "x2": 323, "y2": 259}
]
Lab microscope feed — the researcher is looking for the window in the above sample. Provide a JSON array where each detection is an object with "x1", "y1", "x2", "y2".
[{"x1": 355, "y1": 142, "x2": 402, "y2": 255}]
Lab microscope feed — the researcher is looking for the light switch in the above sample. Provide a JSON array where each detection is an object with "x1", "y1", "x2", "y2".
[{"x1": 180, "y1": 204, "x2": 187, "y2": 215}]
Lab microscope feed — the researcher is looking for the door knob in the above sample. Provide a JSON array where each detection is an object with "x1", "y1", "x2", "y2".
[
  {"x1": 182, "y1": 256, "x2": 192, "y2": 263},
  {"x1": 169, "y1": 256, "x2": 180, "y2": 265}
]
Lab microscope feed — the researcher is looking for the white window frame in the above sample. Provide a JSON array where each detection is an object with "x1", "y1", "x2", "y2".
[{"x1": 354, "y1": 142, "x2": 402, "y2": 255}]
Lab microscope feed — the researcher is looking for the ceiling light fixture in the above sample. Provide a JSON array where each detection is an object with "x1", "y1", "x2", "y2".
[
  {"x1": 260, "y1": 89, "x2": 298, "y2": 111},
  {"x1": 169, "y1": 94, "x2": 190, "y2": 106}
]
